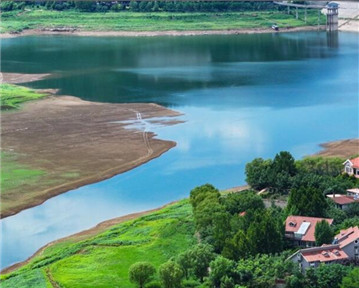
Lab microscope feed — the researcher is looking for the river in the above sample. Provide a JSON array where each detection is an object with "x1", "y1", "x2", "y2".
[{"x1": 1, "y1": 31, "x2": 358, "y2": 269}]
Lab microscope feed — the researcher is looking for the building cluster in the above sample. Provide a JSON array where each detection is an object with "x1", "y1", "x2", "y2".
[
  {"x1": 285, "y1": 157, "x2": 359, "y2": 272},
  {"x1": 288, "y1": 225, "x2": 359, "y2": 272}
]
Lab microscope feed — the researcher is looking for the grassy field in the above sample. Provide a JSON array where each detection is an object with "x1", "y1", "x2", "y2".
[
  {"x1": 1, "y1": 10, "x2": 325, "y2": 33},
  {"x1": 0, "y1": 151, "x2": 46, "y2": 193},
  {"x1": 0, "y1": 83, "x2": 47, "y2": 110},
  {"x1": 0, "y1": 200, "x2": 195, "y2": 288}
]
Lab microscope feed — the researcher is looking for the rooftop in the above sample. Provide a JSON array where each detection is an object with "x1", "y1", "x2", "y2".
[
  {"x1": 336, "y1": 226, "x2": 359, "y2": 248},
  {"x1": 301, "y1": 244, "x2": 348, "y2": 263},
  {"x1": 348, "y1": 157, "x2": 359, "y2": 169},
  {"x1": 347, "y1": 188, "x2": 359, "y2": 195},
  {"x1": 285, "y1": 216, "x2": 333, "y2": 242},
  {"x1": 327, "y1": 194, "x2": 359, "y2": 205}
]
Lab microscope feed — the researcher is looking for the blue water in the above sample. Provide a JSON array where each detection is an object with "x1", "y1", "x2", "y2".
[{"x1": 1, "y1": 31, "x2": 358, "y2": 269}]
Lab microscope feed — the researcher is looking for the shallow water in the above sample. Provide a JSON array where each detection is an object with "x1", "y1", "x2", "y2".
[{"x1": 1, "y1": 31, "x2": 358, "y2": 269}]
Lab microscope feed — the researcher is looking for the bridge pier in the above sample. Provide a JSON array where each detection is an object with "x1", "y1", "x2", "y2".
[{"x1": 296, "y1": 7, "x2": 298, "y2": 19}]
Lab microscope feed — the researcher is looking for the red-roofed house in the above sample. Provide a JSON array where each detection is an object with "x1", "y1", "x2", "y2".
[
  {"x1": 334, "y1": 226, "x2": 359, "y2": 260},
  {"x1": 288, "y1": 244, "x2": 349, "y2": 272},
  {"x1": 343, "y1": 157, "x2": 359, "y2": 178},
  {"x1": 288, "y1": 226, "x2": 359, "y2": 272},
  {"x1": 285, "y1": 216, "x2": 333, "y2": 247},
  {"x1": 326, "y1": 194, "x2": 359, "y2": 210}
]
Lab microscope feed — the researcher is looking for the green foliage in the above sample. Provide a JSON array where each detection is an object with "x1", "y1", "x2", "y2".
[
  {"x1": 287, "y1": 187, "x2": 328, "y2": 217},
  {"x1": 189, "y1": 244, "x2": 215, "y2": 282},
  {"x1": 296, "y1": 157, "x2": 344, "y2": 177},
  {"x1": 176, "y1": 251, "x2": 192, "y2": 280},
  {"x1": 2, "y1": 201, "x2": 196, "y2": 287},
  {"x1": 345, "y1": 202, "x2": 359, "y2": 218},
  {"x1": 209, "y1": 256, "x2": 236, "y2": 288},
  {"x1": 129, "y1": 262, "x2": 156, "y2": 288},
  {"x1": 1, "y1": 151, "x2": 46, "y2": 195},
  {"x1": 315, "y1": 220, "x2": 333, "y2": 246},
  {"x1": 159, "y1": 261, "x2": 183, "y2": 288},
  {"x1": 1, "y1": 8, "x2": 323, "y2": 34},
  {"x1": 222, "y1": 190, "x2": 265, "y2": 214},
  {"x1": 245, "y1": 158, "x2": 272, "y2": 190},
  {"x1": 272, "y1": 151, "x2": 297, "y2": 176},
  {"x1": 0, "y1": 84, "x2": 47, "y2": 110},
  {"x1": 235, "y1": 254, "x2": 296, "y2": 288},
  {"x1": 313, "y1": 264, "x2": 350, "y2": 288},
  {"x1": 335, "y1": 217, "x2": 359, "y2": 232},
  {"x1": 341, "y1": 268, "x2": 359, "y2": 288}
]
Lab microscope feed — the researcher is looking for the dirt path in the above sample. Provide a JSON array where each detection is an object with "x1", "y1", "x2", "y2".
[{"x1": 1, "y1": 96, "x2": 182, "y2": 218}]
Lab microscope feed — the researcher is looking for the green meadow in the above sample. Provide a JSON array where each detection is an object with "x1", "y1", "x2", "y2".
[
  {"x1": 0, "y1": 200, "x2": 196, "y2": 288},
  {"x1": 1, "y1": 10, "x2": 324, "y2": 33},
  {"x1": 0, "y1": 84, "x2": 47, "y2": 110}
]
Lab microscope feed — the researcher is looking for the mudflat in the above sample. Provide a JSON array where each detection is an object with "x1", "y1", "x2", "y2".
[
  {"x1": 315, "y1": 139, "x2": 359, "y2": 159},
  {"x1": 1, "y1": 95, "x2": 181, "y2": 218}
]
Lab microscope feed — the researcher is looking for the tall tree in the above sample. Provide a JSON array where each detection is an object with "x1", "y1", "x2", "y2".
[
  {"x1": 189, "y1": 244, "x2": 215, "y2": 282},
  {"x1": 245, "y1": 158, "x2": 272, "y2": 190},
  {"x1": 315, "y1": 220, "x2": 333, "y2": 246},
  {"x1": 272, "y1": 151, "x2": 297, "y2": 176},
  {"x1": 287, "y1": 187, "x2": 328, "y2": 217}
]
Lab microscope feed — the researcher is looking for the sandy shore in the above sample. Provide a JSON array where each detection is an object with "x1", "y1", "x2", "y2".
[
  {"x1": 1, "y1": 72, "x2": 51, "y2": 84},
  {"x1": 0, "y1": 26, "x2": 326, "y2": 39},
  {"x1": 315, "y1": 139, "x2": 359, "y2": 159},
  {"x1": 1, "y1": 94, "x2": 182, "y2": 218}
]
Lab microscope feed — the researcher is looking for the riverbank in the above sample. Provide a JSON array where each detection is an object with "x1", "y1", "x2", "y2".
[
  {"x1": 0, "y1": 200, "x2": 196, "y2": 288},
  {"x1": 315, "y1": 139, "x2": 359, "y2": 159},
  {"x1": 0, "y1": 25, "x2": 325, "y2": 38},
  {"x1": 1, "y1": 9, "x2": 325, "y2": 37},
  {"x1": 1, "y1": 88, "x2": 182, "y2": 218}
]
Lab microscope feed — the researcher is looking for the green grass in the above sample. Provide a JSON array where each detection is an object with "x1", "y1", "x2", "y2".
[
  {"x1": 1, "y1": 9, "x2": 325, "y2": 33},
  {"x1": 0, "y1": 200, "x2": 196, "y2": 288},
  {"x1": 0, "y1": 83, "x2": 47, "y2": 110},
  {"x1": 0, "y1": 151, "x2": 46, "y2": 194}
]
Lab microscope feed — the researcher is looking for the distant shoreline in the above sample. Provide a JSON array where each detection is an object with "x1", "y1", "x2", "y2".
[
  {"x1": 314, "y1": 139, "x2": 359, "y2": 159},
  {"x1": 0, "y1": 25, "x2": 325, "y2": 38}
]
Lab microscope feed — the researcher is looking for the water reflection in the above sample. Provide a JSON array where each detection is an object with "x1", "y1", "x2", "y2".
[{"x1": 1, "y1": 32, "x2": 358, "y2": 269}]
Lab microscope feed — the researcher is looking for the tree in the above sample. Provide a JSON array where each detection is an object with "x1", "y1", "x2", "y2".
[
  {"x1": 209, "y1": 256, "x2": 235, "y2": 288},
  {"x1": 345, "y1": 203, "x2": 359, "y2": 218},
  {"x1": 129, "y1": 262, "x2": 156, "y2": 288},
  {"x1": 314, "y1": 264, "x2": 350, "y2": 288},
  {"x1": 272, "y1": 151, "x2": 297, "y2": 176},
  {"x1": 177, "y1": 250, "x2": 192, "y2": 279},
  {"x1": 189, "y1": 244, "x2": 214, "y2": 282},
  {"x1": 287, "y1": 187, "x2": 328, "y2": 217},
  {"x1": 159, "y1": 261, "x2": 183, "y2": 288},
  {"x1": 341, "y1": 268, "x2": 359, "y2": 288},
  {"x1": 222, "y1": 191, "x2": 264, "y2": 215},
  {"x1": 245, "y1": 158, "x2": 272, "y2": 190},
  {"x1": 315, "y1": 220, "x2": 333, "y2": 246}
]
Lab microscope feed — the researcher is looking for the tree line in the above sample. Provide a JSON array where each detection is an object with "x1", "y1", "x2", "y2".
[{"x1": 1, "y1": 1, "x2": 279, "y2": 13}]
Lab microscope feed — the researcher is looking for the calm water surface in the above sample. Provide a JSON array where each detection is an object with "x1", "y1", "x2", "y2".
[{"x1": 1, "y1": 32, "x2": 358, "y2": 268}]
